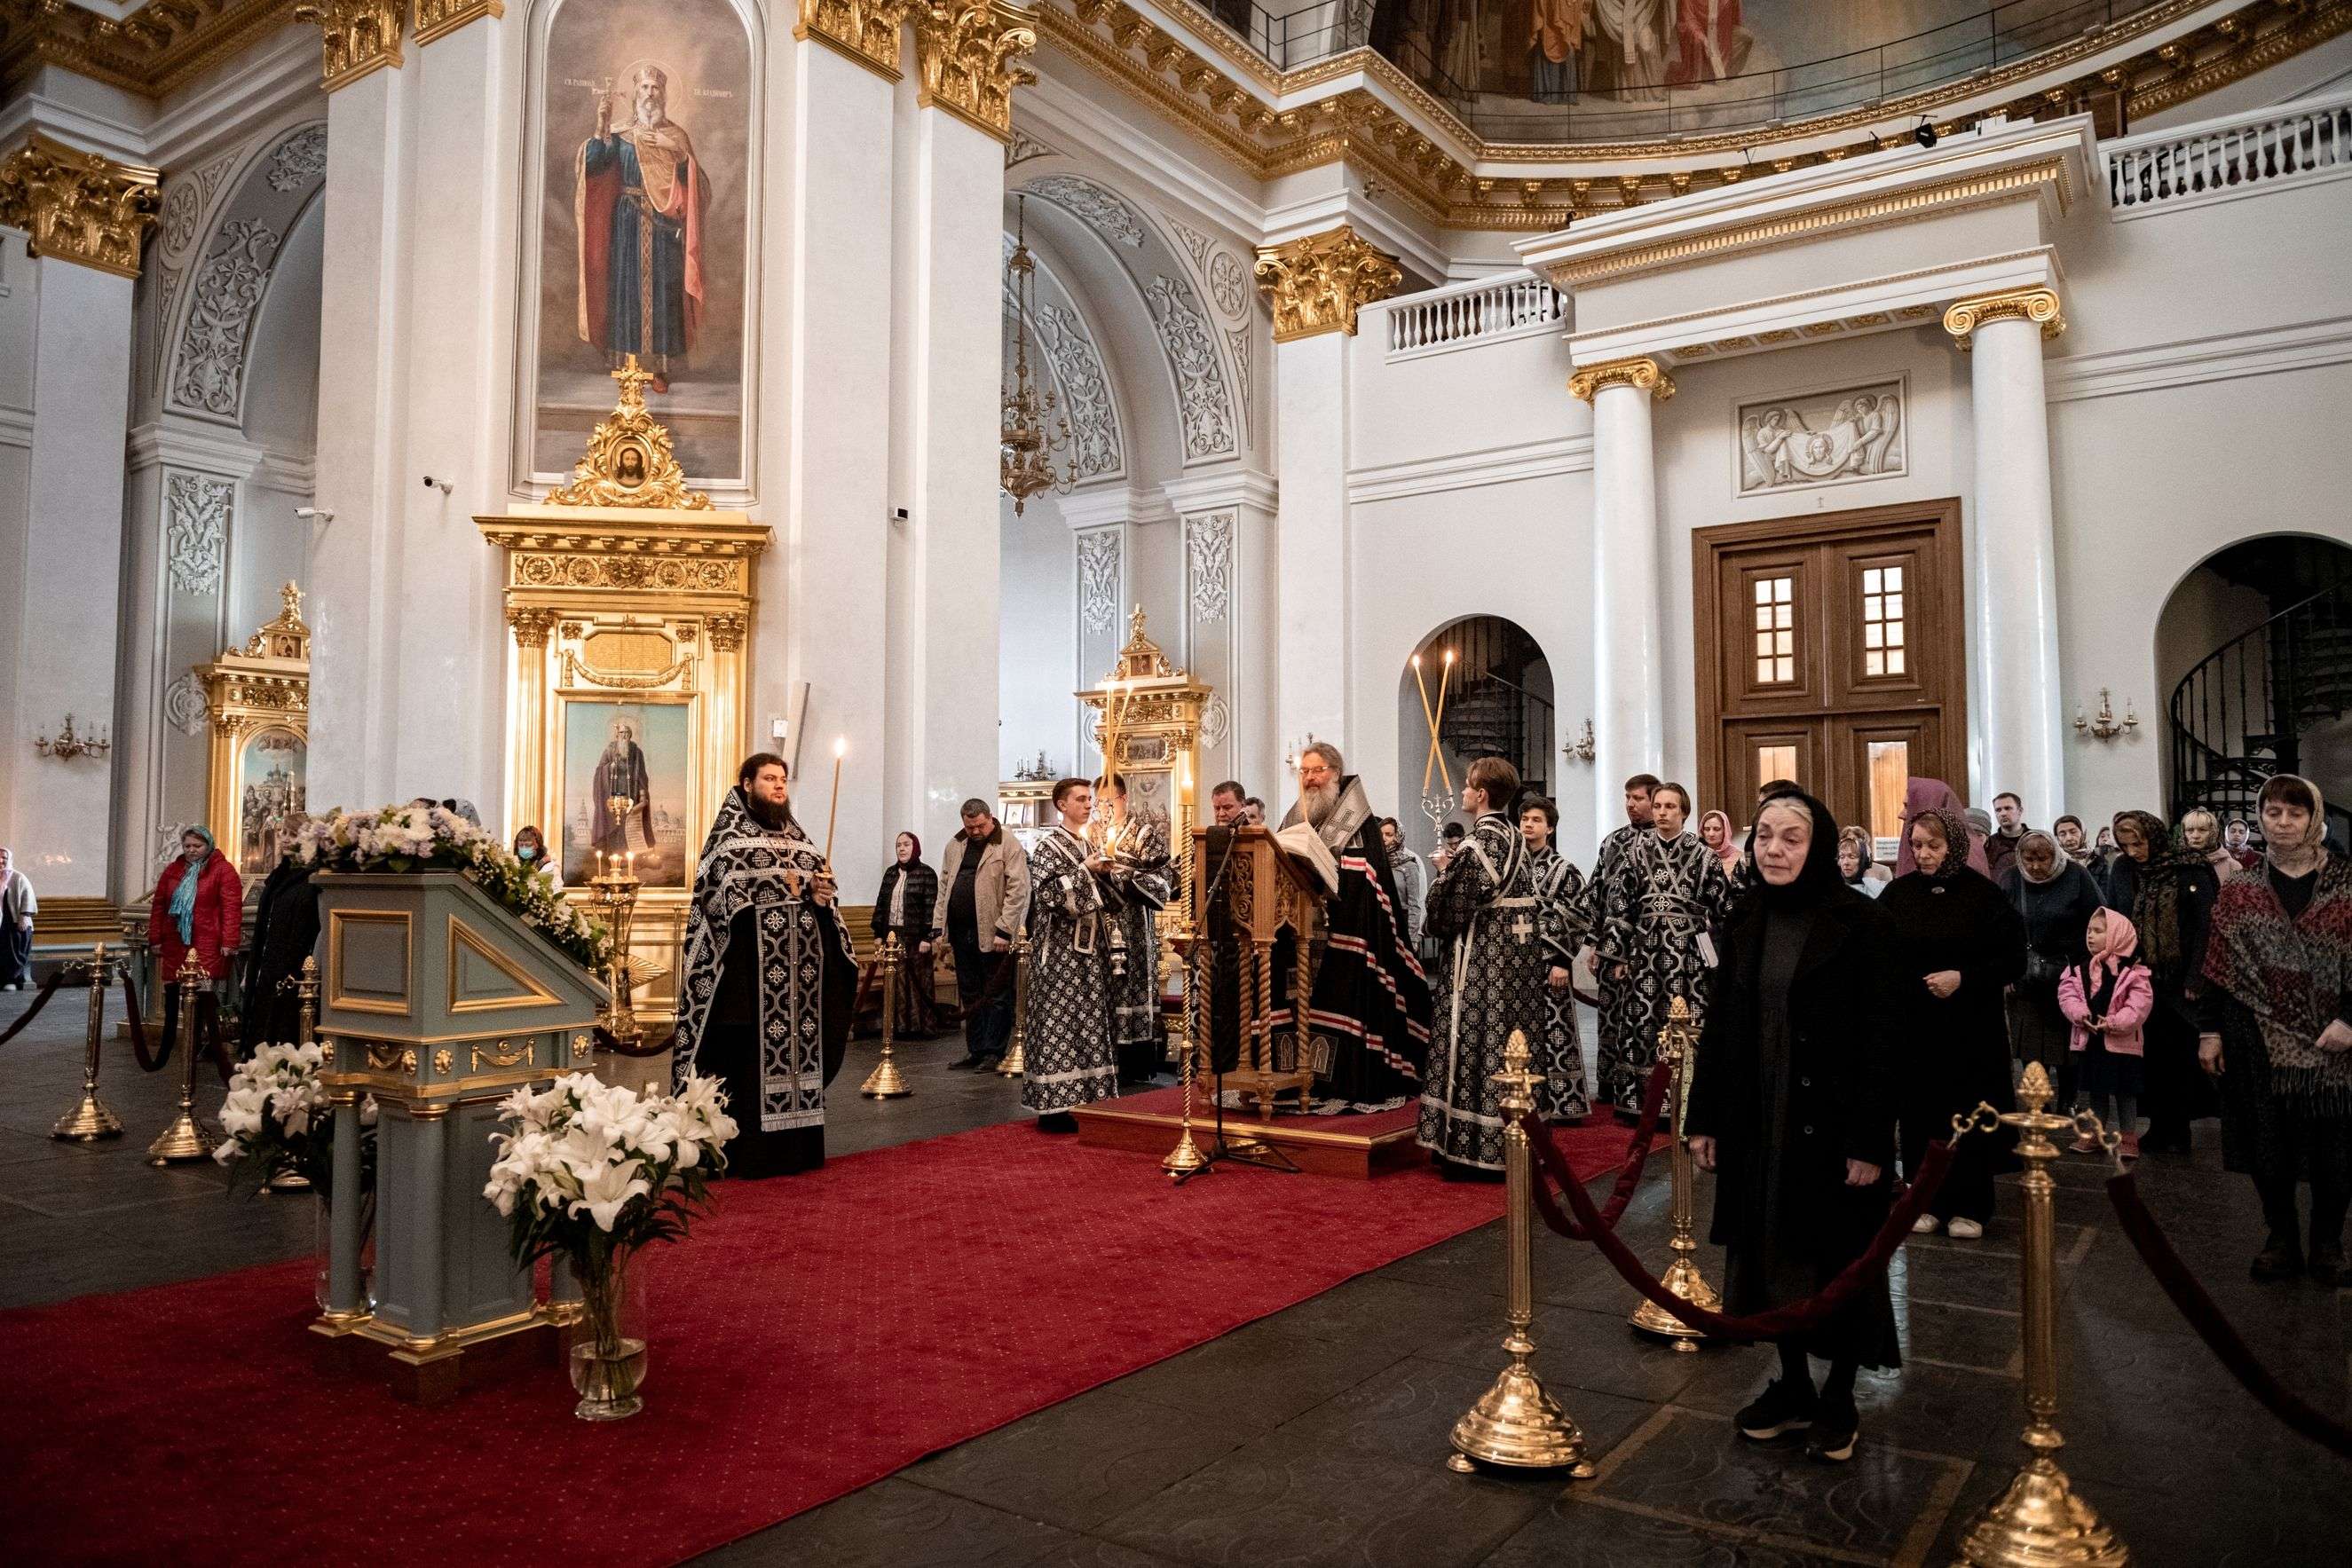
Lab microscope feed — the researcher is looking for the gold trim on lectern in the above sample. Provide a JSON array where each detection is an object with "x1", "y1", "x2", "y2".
[
  {"x1": 327, "y1": 909, "x2": 414, "y2": 1016},
  {"x1": 446, "y1": 914, "x2": 564, "y2": 1013}
]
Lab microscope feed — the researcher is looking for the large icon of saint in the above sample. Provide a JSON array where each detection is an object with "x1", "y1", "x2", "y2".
[
  {"x1": 590, "y1": 716, "x2": 656, "y2": 855},
  {"x1": 576, "y1": 62, "x2": 706, "y2": 395}
]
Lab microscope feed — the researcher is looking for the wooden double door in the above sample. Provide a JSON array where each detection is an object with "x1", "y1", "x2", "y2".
[{"x1": 1693, "y1": 500, "x2": 1967, "y2": 852}]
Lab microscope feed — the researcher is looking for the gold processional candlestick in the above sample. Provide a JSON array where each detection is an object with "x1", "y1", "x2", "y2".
[
  {"x1": 265, "y1": 954, "x2": 326, "y2": 1188},
  {"x1": 1450, "y1": 1029, "x2": 1598, "y2": 1476},
  {"x1": 860, "y1": 933, "x2": 912, "y2": 1099},
  {"x1": 1956, "y1": 1061, "x2": 2130, "y2": 1567},
  {"x1": 589, "y1": 849, "x2": 645, "y2": 1055},
  {"x1": 51, "y1": 942, "x2": 125, "y2": 1141},
  {"x1": 148, "y1": 950, "x2": 221, "y2": 1165},
  {"x1": 1628, "y1": 996, "x2": 1721, "y2": 1351},
  {"x1": 1162, "y1": 917, "x2": 1208, "y2": 1178},
  {"x1": 997, "y1": 928, "x2": 1029, "y2": 1077},
  {"x1": 1412, "y1": 649, "x2": 1456, "y2": 836}
]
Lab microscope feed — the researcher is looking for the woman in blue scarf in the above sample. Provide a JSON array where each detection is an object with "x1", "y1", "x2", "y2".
[{"x1": 147, "y1": 825, "x2": 243, "y2": 989}]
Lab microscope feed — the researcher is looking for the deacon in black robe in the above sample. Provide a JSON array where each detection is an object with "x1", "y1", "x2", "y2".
[
  {"x1": 240, "y1": 850, "x2": 321, "y2": 1054},
  {"x1": 671, "y1": 759, "x2": 855, "y2": 1178}
]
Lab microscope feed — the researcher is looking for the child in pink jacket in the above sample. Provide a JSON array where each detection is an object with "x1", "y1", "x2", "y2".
[{"x1": 2057, "y1": 906, "x2": 2154, "y2": 1160}]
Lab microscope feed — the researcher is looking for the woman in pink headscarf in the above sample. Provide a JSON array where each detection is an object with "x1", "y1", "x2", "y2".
[
  {"x1": 1896, "y1": 778, "x2": 1991, "y2": 879},
  {"x1": 1699, "y1": 808, "x2": 1741, "y2": 879}
]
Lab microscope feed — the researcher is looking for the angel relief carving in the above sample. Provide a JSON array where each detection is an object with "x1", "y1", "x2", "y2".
[{"x1": 1738, "y1": 381, "x2": 1905, "y2": 494}]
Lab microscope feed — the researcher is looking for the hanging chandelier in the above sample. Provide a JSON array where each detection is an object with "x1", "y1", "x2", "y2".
[{"x1": 1001, "y1": 194, "x2": 1076, "y2": 516}]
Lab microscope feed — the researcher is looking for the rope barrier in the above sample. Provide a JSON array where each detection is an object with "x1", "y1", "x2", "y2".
[
  {"x1": 197, "y1": 993, "x2": 233, "y2": 1083},
  {"x1": 1518, "y1": 1058, "x2": 1674, "y2": 1240},
  {"x1": 120, "y1": 971, "x2": 161, "y2": 1071},
  {"x1": 2106, "y1": 1170, "x2": 2352, "y2": 1461},
  {"x1": 1537, "y1": 1123, "x2": 1961, "y2": 1343},
  {"x1": 0, "y1": 966, "x2": 71, "y2": 1047}
]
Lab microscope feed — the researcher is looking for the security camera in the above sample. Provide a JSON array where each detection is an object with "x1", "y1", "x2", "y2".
[
  {"x1": 294, "y1": 507, "x2": 333, "y2": 522},
  {"x1": 890, "y1": 506, "x2": 911, "y2": 524},
  {"x1": 423, "y1": 476, "x2": 452, "y2": 495}
]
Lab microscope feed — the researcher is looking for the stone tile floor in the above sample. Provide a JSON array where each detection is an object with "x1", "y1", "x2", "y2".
[{"x1": 4, "y1": 989, "x2": 2348, "y2": 1564}]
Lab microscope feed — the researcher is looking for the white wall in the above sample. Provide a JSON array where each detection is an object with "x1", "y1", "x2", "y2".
[{"x1": 0, "y1": 232, "x2": 35, "y2": 863}]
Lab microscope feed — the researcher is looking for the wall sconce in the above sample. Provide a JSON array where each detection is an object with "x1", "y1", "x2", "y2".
[
  {"x1": 2073, "y1": 689, "x2": 2137, "y2": 742},
  {"x1": 34, "y1": 714, "x2": 110, "y2": 760},
  {"x1": 1563, "y1": 719, "x2": 1596, "y2": 763}
]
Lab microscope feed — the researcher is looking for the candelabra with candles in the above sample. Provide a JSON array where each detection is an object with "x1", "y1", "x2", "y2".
[
  {"x1": 1627, "y1": 997, "x2": 1720, "y2": 1350},
  {"x1": 588, "y1": 828, "x2": 647, "y2": 1055},
  {"x1": 33, "y1": 713, "x2": 110, "y2": 760},
  {"x1": 998, "y1": 928, "x2": 1030, "y2": 1076},
  {"x1": 2073, "y1": 689, "x2": 2138, "y2": 742},
  {"x1": 1411, "y1": 648, "x2": 1457, "y2": 838},
  {"x1": 1564, "y1": 719, "x2": 1596, "y2": 764}
]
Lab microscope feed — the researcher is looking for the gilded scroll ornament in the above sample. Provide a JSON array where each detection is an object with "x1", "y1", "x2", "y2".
[
  {"x1": 705, "y1": 612, "x2": 747, "y2": 652},
  {"x1": 0, "y1": 134, "x2": 162, "y2": 280},
  {"x1": 1941, "y1": 288, "x2": 2066, "y2": 350},
  {"x1": 1252, "y1": 226, "x2": 1403, "y2": 343},
  {"x1": 913, "y1": 1, "x2": 1039, "y2": 143},
  {"x1": 508, "y1": 607, "x2": 558, "y2": 649},
  {"x1": 1567, "y1": 356, "x2": 1677, "y2": 404},
  {"x1": 413, "y1": 0, "x2": 503, "y2": 49},
  {"x1": 291, "y1": 0, "x2": 405, "y2": 93},
  {"x1": 547, "y1": 356, "x2": 713, "y2": 510},
  {"x1": 797, "y1": 0, "x2": 916, "y2": 80}
]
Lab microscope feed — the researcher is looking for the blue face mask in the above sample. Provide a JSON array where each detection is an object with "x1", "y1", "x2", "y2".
[{"x1": 517, "y1": 845, "x2": 539, "y2": 862}]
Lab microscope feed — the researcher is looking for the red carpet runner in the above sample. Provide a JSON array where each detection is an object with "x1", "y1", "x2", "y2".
[{"x1": 1, "y1": 1115, "x2": 1650, "y2": 1567}]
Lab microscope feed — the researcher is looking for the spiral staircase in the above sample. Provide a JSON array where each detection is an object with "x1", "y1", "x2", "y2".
[
  {"x1": 1431, "y1": 618, "x2": 1555, "y2": 806},
  {"x1": 2169, "y1": 543, "x2": 2352, "y2": 848}
]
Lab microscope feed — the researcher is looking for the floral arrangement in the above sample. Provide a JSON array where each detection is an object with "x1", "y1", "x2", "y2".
[
  {"x1": 296, "y1": 803, "x2": 612, "y2": 972},
  {"x1": 214, "y1": 1042, "x2": 375, "y2": 1200}
]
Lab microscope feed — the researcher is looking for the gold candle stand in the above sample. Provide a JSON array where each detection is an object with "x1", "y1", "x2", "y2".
[
  {"x1": 1162, "y1": 923, "x2": 1208, "y2": 1178},
  {"x1": 51, "y1": 942, "x2": 125, "y2": 1141},
  {"x1": 587, "y1": 858, "x2": 646, "y2": 1055},
  {"x1": 1628, "y1": 997, "x2": 1719, "y2": 1350},
  {"x1": 147, "y1": 951, "x2": 220, "y2": 1164},
  {"x1": 1956, "y1": 1062, "x2": 2130, "y2": 1566},
  {"x1": 265, "y1": 955, "x2": 325, "y2": 1188},
  {"x1": 997, "y1": 929, "x2": 1029, "y2": 1076},
  {"x1": 1449, "y1": 1029, "x2": 1598, "y2": 1477},
  {"x1": 860, "y1": 933, "x2": 912, "y2": 1098}
]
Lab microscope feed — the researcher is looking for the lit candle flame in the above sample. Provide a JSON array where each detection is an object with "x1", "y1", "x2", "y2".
[{"x1": 833, "y1": 736, "x2": 847, "y2": 758}]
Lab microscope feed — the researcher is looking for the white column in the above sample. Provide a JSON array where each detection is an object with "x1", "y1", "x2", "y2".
[
  {"x1": 1272, "y1": 327, "x2": 1350, "y2": 759},
  {"x1": 1953, "y1": 292, "x2": 2066, "y2": 822},
  {"x1": 898, "y1": 103, "x2": 1003, "y2": 863},
  {"x1": 18, "y1": 255, "x2": 137, "y2": 895},
  {"x1": 1579, "y1": 358, "x2": 1669, "y2": 847},
  {"x1": 783, "y1": 40, "x2": 895, "y2": 884},
  {"x1": 1165, "y1": 472, "x2": 1278, "y2": 798}
]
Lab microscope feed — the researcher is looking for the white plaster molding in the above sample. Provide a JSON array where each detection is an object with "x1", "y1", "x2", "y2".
[
  {"x1": 142, "y1": 26, "x2": 320, "y2": 171},
  {"x1": 0, "y1": 404, "x2": 32, "y2": 450},
  {"x1": 126, "y1": 420, "x2": 264, "y2": 477},
  {"x1": 1059, "y1": 484, "x2": 1172, "y2": 531},
  {"x1": 1569, "y1": 247, "x2": 2061, "y2": 367},
  {"x1": 1144, "y1": 272, "x2": 1236, "y2": 461},
  {"x1": 0, "y1": 87, "x2": 152, "y2": 166},
  {"x1": 1518, "y1": 117, "x2": 2095, "y2": 289},
  {"x1": 1162, "y1": 467, "x2": 1277, "y2": 515},
  {"x1": 1076, "y1": 526, "x2": 1124, "y2": 635},
  {"x1": 163, "y1": 470, "x2": 233, "y2": 597},
  {"x1": 1017, "y1": 72, "x2": 1267, "y2": 248},
  {"x1": 1260, "y1": 184, "x2": 1449, "y2": 287},
  {"x1": 1347, "y1": 435, "x2": 1593, "y2": 504},
  {"x1": 1185, "y1": 510, "x2": 1234, "y2": 623},
  {"x1": 254, "y1": 449, "x2": 319, "y2": 492},
  {"x1": 2045, "y1": 315, "x2": 2352, "y2": 403}
]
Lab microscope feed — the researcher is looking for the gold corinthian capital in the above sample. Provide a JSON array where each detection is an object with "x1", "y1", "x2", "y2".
[
  {"x1": 797, "y1": 0, "x2": 917, "y2": 81},
  {"x1": 291, "y1": 0, "x2": 405, "y2": 92},
  {"x1": 0, "y1": 133, "x2": 161, "y2": 279},
  {"x1": 1253, "y1": 225, "x2": 1404, "y2": 343},
  {"x1": 913, "y1": 1, "x2": 1039, "y2": 143},
  {"x1": 1567, "y1": 356, "x2": 1676, "y2": 403},
  {"x1": 1942, "y1": 287, "x2": 2065, "y2": 351}
]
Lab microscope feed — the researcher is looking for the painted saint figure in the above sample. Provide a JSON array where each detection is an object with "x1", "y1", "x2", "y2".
[
  {"x1": 590, "y1": 717, "x2": 655, "y2": 856},
  {"x1": 577, "y1": 64, "x2": 706, "y2": 394}
]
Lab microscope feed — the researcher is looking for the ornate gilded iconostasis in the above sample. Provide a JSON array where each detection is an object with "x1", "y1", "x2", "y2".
[
  {"x1": 478, "y1": 360, "x2": 771, "y2": 1028},
  {"x1": 1079, "y1": 608, "x2": 1210, "y2": 929},
  {"x1": 198, "y1": 582, "x2": 312, "y2": 889}
]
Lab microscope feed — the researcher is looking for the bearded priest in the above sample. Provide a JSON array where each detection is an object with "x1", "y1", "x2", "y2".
[
  {"x1": 1275, "y1": 742, "x2": 1433, "y2": 1107},
  {"x1": 670, "y1": 753, "x2": 856, "y2": 1178}
]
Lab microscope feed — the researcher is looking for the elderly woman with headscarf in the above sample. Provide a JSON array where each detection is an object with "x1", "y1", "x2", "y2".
[
  {"x1": 2052, "y1": 814, "x2": 2095, "y2": 873},
  {"x1": 1895, "y1": 778, "x2": 1991, "y2": 879},
  {"x1": 1687, "y1": 790, "x2": 1900, "y2": 1465},
  {"x1": 1998, "y1": 830, "x2": 2103, "y2": 1091},
  {"x1": 0, "y1": 846, "x2": 34, "y2": 990},
  {"x1": 2105, "y1": 809, "x2": 2220, "y2": 1155},
  {"x1": 2200, "y1": 775, "x2": 2352, "y2": 1285},
  {"x1": 147, "y1": 827, "x2": 243, "y2": 1052},
  {"x1": 1879, "y1": 804, "x2": 2024, "y2": 1240},
  {"x1": 1836, "y1": 826, "x2": 1883, "y2": 899}
]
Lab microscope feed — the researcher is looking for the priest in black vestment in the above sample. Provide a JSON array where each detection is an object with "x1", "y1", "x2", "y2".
[
  {"x1": 670, "y1": 753, "x2": 855, "y2": 1178},
  {"x1": 1275, "y1": 742, "x2": 1433, "y2": 1106},
  {"x1": 241, "y1": 843, "x2": 320, "y2": 1054}
]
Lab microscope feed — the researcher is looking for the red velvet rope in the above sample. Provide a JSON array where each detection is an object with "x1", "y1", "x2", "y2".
[
  {"x1": 0, "y1": 965, "x2": 70, "y2": 1047},
  {"x1": 2106, "y1": 1170, "x2": 2352, "y2": 1461},
  {"x1": 1519, "y1": 1058, "x2": 1674, "y2": 1240},
  {"x1": 1538, "y1": 1125, "x2": 1960, "y2": 1343}
]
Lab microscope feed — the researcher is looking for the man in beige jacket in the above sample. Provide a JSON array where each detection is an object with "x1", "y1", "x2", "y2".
[{"x1": 929, "y1": 798, "x2": 1033, "y2": 1068}]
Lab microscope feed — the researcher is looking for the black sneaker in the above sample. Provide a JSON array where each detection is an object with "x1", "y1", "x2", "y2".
[
  {"x1": 2310, "y1": 1244, "x2": 2344, "y2": 1288},
  {"x1": 1735, "y1": 1377, "x2": 1817, "y2": 1441},
  {"x1": 946, "y1": 1054, "x2": 987, "y2": 1071},
  {"x1": 2252, "y1": 1234, "x2": 2304, "y2": 1281},
  {"x1": 1805, "y1": 1399, "x2": 1859, "y2": 1462}
]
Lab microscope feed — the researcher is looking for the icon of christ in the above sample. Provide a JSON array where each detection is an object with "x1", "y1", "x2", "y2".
[{"x1": 576, "y1": 62, "x2": 706, "y2": 395}]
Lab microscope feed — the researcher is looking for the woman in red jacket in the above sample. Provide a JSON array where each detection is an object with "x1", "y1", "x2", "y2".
[{"x1": 149, "y1": 826, "x2": 243, "y2": 989}]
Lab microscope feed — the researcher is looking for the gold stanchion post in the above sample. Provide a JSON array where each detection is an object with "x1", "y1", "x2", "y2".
[
  {"x1": 1163, "y1": 921, "x2": 1208, "y2": 1178},
  {"x1": 1449, "y1": 1029, "x2": 1597, "y2": 1477},
  {"x1": 996, "y1": 929, "x2": 1029, "y2": 1076},
  {"x1": 147, "y1": 951, "x2": 220, "y2": 1164},
  {"x1": 1957, "y1": 1062, "x2": 2129, "y2": 1566},
  {"x1": 1629, "y1": 997, "x2": 1720, "y2": 1350},
  {"x1": 860, "y1": 933, "x2": 912, "y2": 1098},
  {"x1": 293, "y1": 955, "x2": 320, "y2": 1046},
  {"x1": 51, "y1": 942, "x2": 124, "y2": 1141}
]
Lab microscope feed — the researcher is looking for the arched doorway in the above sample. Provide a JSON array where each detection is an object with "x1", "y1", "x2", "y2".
[
  {"x1": 2159, "y1": 533, "x2": 2352, "y2": 843},
  {"x1": 1393, "y1": 615, "x2": 1555, "y2": 855}
]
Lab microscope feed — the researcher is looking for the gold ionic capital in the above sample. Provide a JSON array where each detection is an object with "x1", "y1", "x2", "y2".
[
  {"x1": 414, "y1": 0, "x2": 504, "y2": 49},
  {"x1": 1253, "y1": 225, "x2": 1404, "y2": 343},
  {"x1": 293, "y1": 0, "x2": 405, "y2": 92},
  {"x1": 1942, "y1": 287, "x2": 2064, "y2": 351},
  {"x1": 0, "y1": 133, "x2": 161, "y2": 280},
  {"x1": 1567, "y1": 356, "x2": 1676, "y2": 404},
  {"x1": 796, "y1": 0, "x2": 916, "y2": 82},
  {"x1": 912, "y1": 1, "x2": 1038, "y2": 143}
]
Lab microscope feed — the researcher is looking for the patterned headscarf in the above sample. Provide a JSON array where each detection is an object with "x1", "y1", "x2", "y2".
[
  {"x1": 1908, "y1": 807, "x2": 1973, "y2": 882},
  {"x1": 2015, "y1": 830, "x2": 2063, "y2": 886},
  {"x1": 2259, "y1": 774, "x2": 2330, "y2": 868},
  {"x1": 2113, "y1": 809, "x2": 2190, "y2": 973}
]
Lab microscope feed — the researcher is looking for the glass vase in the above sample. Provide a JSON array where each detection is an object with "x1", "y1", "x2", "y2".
[
  {"x1": 311, "y1": 1190, "x2": 376, "y2": 1314},
  {"x1": 568, "y1": 1246, "x2": 649, "y2": 1422}
]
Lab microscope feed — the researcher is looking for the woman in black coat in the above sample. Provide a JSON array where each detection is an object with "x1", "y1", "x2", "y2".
[
  {"x1": 2107, "y1": 810, "x2": 2220, "y2": 1154},
  {"x1": 872, "y1": 832, "x2": 943, "y2": 1038},
  {"x1": 1879, "y1": 806, "x2": 2026, "y2": 1240},
  {"x1": 1998, "y1": 831, "x2": 2103, "y2": 1091},
  {"x1": 1687, "y1": 790, "x2": 1899, "y2": 1465}
]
